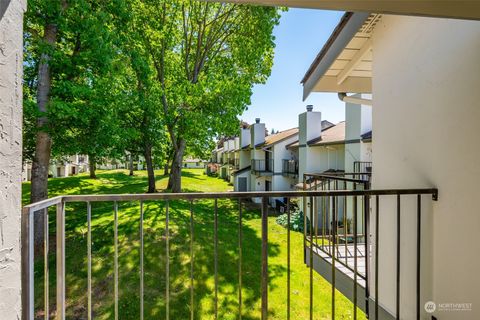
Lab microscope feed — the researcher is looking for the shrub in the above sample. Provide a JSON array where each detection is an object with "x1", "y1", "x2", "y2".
[{"x1": 276, "y1": 210, "x2": 309, "y2": 233}]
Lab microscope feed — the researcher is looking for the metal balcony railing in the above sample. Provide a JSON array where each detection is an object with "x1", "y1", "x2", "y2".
[
  {"x1": 353, "y1": 161, "x2": 372, "y2": 181},
  {"x1": 251, "y1": 159, "x2": 274, "y2": 175},
  {"x1": 22, "y1": 188, "x2": 437, "y2": 320},
  {"x1": 282, "y1": 159, "x2": 298, "y2": 177},
  {"x1": 228, "y1": 158, "x2": 239, "y2": 169}
]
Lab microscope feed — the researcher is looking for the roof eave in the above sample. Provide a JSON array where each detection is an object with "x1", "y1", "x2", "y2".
[{"x1": 302, "y1": 12, "x2": 370, "y2": 100}]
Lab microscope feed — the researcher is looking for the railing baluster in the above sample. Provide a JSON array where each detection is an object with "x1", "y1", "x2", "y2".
[
  {"x1": 113, "y1": 202, "x2": 119, "y2": 320},
  {"x1": 302, "y1": 185, "x2": 307, "y2": 265},
  {"x1": 396, "y1": 195, "x2": 401, "y2": 319},
  {"x1": 314, "y1": 184, "x2": 319, "y2": 249},
  {"x1": 21, "y1": 207, "x2": 34, "y2": 320},
  {"x1": 322, "y1": 182, "x2": 326, "y2": 251},
  {"x1": 309, "y1": 196, "x2": 314, "y2": 320},
  {"x1": 416, "y1": 195, "x2": 421, "y2": 320},
  {"x1": 165, "y1": 201, "x2": 170, "y2": 320},
  {"x1": 332, "y1": 195, "x2": 336, "y2": 319},
  {"x1": 353, "y1": 193, "x2": 358, "y2": 320},
  {"x1": 261, "y1": 197, "x2": 268, "y2": 320},
  {"x1": 344, "y1": 181, "x2": 348, "y2": 267},
  {"x1": 140, "y1": 201, "x2": 144, "y2": 320},
  {"x1": 214, "y1": 199, "x2": 218, "y2": 320},
  {"x1": 238, "y1": 199, "x2": 243, "y2": 319},
  {"x1": 286, "y1": 197, "x2": 291, "y2": 320},
  {"x1": 375, "y1": 195, "x2": 380, "y2": 320},
  {"x1": 335, "y1": 181, "x2": 339, "y2": 261},
  {"x1": 87, "y1": 202, "x2": 92, "y2": 320},
  {"x1": 44, "y1": 209, "x2": 49, "y2": 320},
  {"x1": 57, "y1": 201, "x2": 66, "y2": 320},
  {"x1": 364, "y1": 193, "x2": 371, "y2": 316},
  {"x1": 190, "y1": 201, "x2": 194, "y2": 320},
  {"x1": 325, "y1": 180, "x2": 333, "y2": 256}
]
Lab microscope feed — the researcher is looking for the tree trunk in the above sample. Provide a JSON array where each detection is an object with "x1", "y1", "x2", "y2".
[
  {"x1": 129, "y1": 154, "x2": 134, "y2": 176},
  {"x1": 163, "y1": 163, "x2": 169, "y2": 176},
  {"x1": 89, "y1": 156, "x2": 97, "y2": 179},
  {"x1": 167, "y1": 139, "x2": 186, "y2": 193},
  {"x1": 144, "y1": 145, "x2": 157, "y2": 193},
  {"x1": 30, "y1": 22, "x2": 57, "y2": 248}
]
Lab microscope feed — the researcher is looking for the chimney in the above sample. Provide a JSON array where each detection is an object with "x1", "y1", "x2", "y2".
[
  {"x1": 240, "y1": 128, "x2": 251, "y2": 148},
  {"x1": 299, "y1": 105, "x2": 322, "y2": 144},
  {"x1": 345, "y1": 94, "x2": 372, "y2": 140},
  {"x1": 251, "y1": 118, "x2": 266, "y2": 147}
]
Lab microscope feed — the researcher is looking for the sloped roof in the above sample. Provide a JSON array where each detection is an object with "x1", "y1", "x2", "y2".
[
  {"x1": 361, "y1": 130, "x2": 372, "y2": 141},
  {"x1": 286, "y1": 121, "x2": 344, "y2": 149},
  {"x1": 233, "y1": 166, "x2": 251, "y2": 176},
  {"x1": 256, "y1": 128, "x2": 299, "y2": 148},
  {"x1": 308, "y1": 121, "x2": 346, "y2": 146},
  {"x1": 183, "y1": 158, "x2": 206, "y2": 163}
]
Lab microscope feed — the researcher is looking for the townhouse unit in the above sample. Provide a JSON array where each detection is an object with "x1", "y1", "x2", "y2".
[
  {"x1": 206, "y1": 146, "x2": 224, "y2": 175},
  {"x1": 23, "y1": 154, "x2": 89, "y2": 181},
  {"x1": 220, "y1": 137, "x2": 240, "y2": 183},
  {"x1": 285, "y1": 104, "x2": 371, "y2": 186},
  {"x1": 182, "y1": 158, "x2": 207, "y2": 169},
  {"x1": 232, "y1": 118, "x2": 299, "y2": 207},
  {"x1": 298, "y1": 11, "x2": 480, "y2": 320}
]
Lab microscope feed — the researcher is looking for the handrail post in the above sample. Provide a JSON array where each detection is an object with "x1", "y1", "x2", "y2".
[
  {"x1": 21, "y1": 207, "x2": 34, "y2": 320},
  {"x1": 56, "y1": 201, "x2": 66, "y2": 320}
]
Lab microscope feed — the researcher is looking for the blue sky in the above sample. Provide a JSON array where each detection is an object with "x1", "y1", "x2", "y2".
[{"x1": 241, "y1": 9, "x2": 345, "y2": 132}]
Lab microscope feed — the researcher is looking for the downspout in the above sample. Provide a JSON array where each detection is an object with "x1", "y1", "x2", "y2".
[{"x1": 338, "y1": 92, "x2": 373, "y2": 106}]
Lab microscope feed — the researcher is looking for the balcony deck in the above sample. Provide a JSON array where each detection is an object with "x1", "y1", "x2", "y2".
[
  {"x1": 305, "y1": 241, "x2": 368, "y2": 313},
  {"x1": 310, "y1": 242, "x2": 366, "y2": 287}
]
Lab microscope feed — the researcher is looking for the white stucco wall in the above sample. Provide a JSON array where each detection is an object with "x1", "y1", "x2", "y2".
[
  {"x1": 272, "y1": 135, "x2": 298, "y2": 174},
  {"x1": 0, "y1": 1, "x2": 26, "y2": 318},
  {"x1": 299, "y1": 144, "x2": 345, "y2": 183},
  {"x1": 371, "y1": 15, "x2": 480, "y2": 319},
  {"x1": 345, "y1": 101, "x2": 372, "y2": 172},
  {"x1": 239, "y1": 149, "x2": 250, "y2": 170},
  {"x1": 183, "y1": 162, "x2": 205, "y2": 169}
]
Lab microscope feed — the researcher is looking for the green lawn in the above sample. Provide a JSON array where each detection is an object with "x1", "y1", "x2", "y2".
[{"x1": 23, "y1": 169, "x2": 365, "y2": 319}]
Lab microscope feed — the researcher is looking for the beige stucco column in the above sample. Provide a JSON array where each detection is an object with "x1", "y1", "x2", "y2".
[{"x1": 0, "y1": 0, "x2": 26, "y2": 318}]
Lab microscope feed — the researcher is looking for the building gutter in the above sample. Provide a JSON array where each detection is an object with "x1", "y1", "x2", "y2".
[
  {"x1": 338, "y1": 92, "x2": 373, "y2": 106},
  {"x1": 302, "y1": 12, "x2": 370, "y2": 100}
]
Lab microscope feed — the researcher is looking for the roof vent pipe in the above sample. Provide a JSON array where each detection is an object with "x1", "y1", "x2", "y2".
[
  {"x1": 255, "y1": 118, "x2": 260, "y2": 124},
  {"x1": 338, "y1": 92, "x2": 373, "y2": 106},
  {"x1": 306, "y1": 105, "x2": 313, "y2": 112}
]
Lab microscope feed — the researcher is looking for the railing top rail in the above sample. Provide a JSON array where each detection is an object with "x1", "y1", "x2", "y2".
[
  {"x1": 22, "y1": 188, "x2": 438, "y2": 210},
  {"x1": 305, "y1": 172, "x2": 371, "y2": 177},
  {"x1": 304, "y1": 173, "x2": 370, "y2": 184},
  {"x1": 22, "y1": 196, "x2": 63, "y2": 213}
]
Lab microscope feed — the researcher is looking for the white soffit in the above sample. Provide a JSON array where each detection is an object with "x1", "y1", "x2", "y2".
[{"x1": 308, "y1": 14, "x2": 380, "y2": 96}]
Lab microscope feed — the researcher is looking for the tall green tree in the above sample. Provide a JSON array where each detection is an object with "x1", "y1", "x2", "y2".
[
  {"x1": 112, "y1": 2, "x2": 170, "y2": 193},
  {"x1": 24, "y1": 0, "x2": 123, "y2": 244},
  {"x1": 137, "y1": 0, "x2": 280, "y2": 192}
]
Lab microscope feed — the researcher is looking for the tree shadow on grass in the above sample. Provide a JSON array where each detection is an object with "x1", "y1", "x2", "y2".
[{"x1": 34, "y1": 198, "x2": 284, "y2": 319}]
